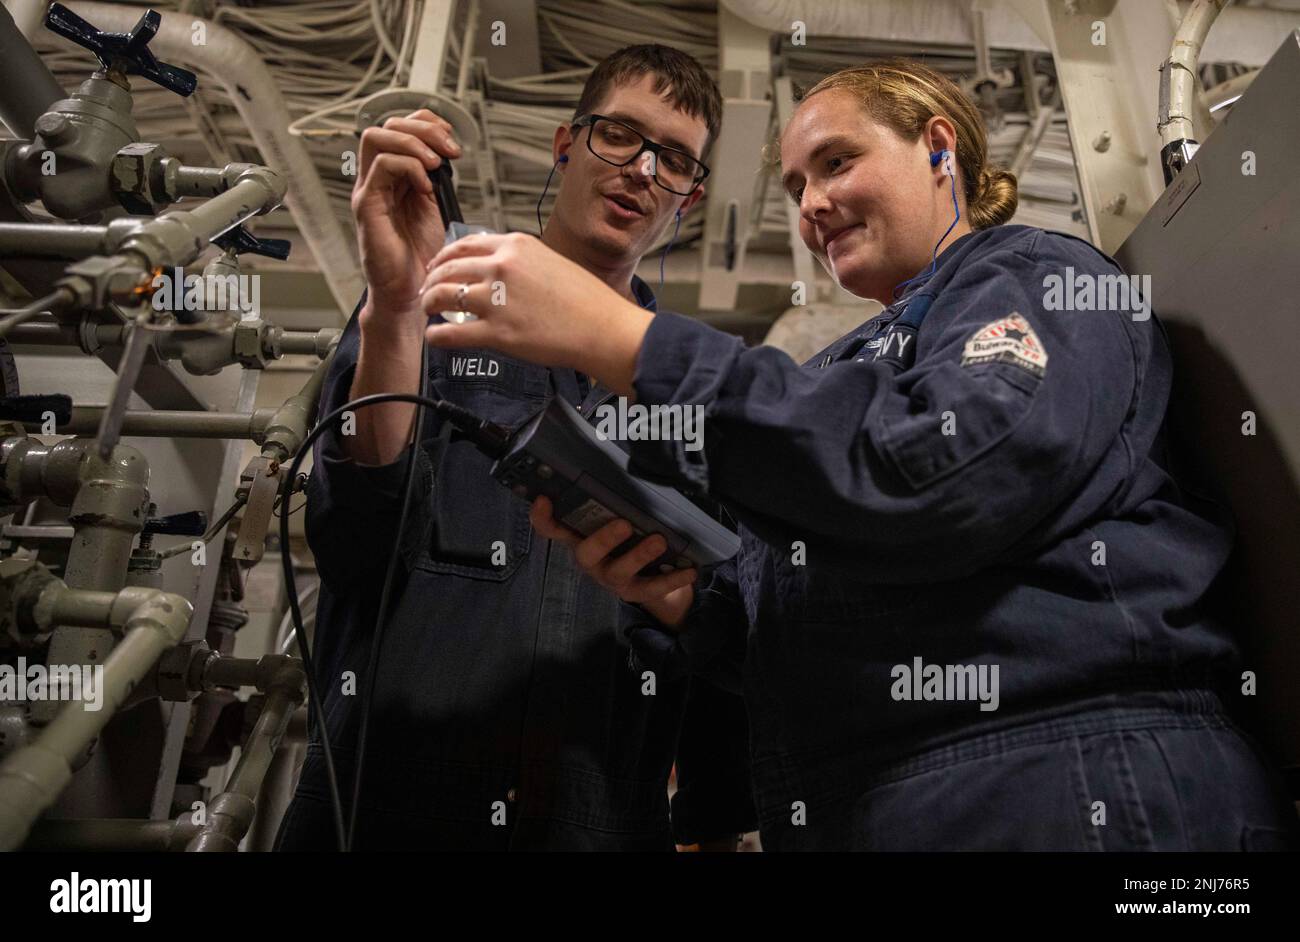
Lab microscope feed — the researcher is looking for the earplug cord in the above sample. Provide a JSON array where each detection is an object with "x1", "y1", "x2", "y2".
[
  {"x1": 892, "y1": 152, "x2": 962, "y2": 301},
  {"x1": 536, "y1": 154, "x2": 567, "y2": 236}
]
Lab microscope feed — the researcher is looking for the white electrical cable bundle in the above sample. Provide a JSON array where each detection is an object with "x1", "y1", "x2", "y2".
[
  {"x1": 26, "y1": 0, "x2": 1086, "y2": 278},
  {"x1": 536, "y1": 0, "x2": 716, "y2": 71},
  {"x1": 283, "y1": 0, "x2": 426, "y2": 138}
]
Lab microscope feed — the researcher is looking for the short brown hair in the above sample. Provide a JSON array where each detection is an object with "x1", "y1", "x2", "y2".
[
  {"x1": 800, "y1": 58, "x2": 1018, "y2": 230},
  {"x1": 574, "y1": 44, "x2": 722, "y2": 160}
]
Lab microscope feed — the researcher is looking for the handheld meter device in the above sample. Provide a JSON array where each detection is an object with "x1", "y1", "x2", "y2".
[{"x1": 485, "y1": 396, "x2": 739, "y2": 574}]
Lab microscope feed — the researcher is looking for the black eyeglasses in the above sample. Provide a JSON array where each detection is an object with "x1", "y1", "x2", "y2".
[{"x1": 572, "y1": 114, "x2": 709, "y2": 196}]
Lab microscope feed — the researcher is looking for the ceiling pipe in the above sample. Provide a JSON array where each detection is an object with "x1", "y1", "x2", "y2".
[
  {"x1": 1205, "y1": 68, "x2": 1259, "y2": 114},
  {"x1": 0, "y1": 2, "x2": 66, "y2": 139},
  {"x1": 1, "y1": 0, "x2": 47, "y2": 40},
  {"x1": 720, "y1": 0, "x2": 1299, "y2": 68},
  {"x1": 1159, "y1": 0, "x2": 1228, "y2": 183}
]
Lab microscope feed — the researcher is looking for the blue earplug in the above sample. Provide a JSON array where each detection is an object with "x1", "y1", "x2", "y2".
[{"x1": 893, "y1": 150, "x2": 961, "y2": 300}]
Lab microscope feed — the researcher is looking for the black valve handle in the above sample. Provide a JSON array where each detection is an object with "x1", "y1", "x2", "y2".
[
  {"x1": 142, "y1": 510, "x2": 209, "y2": 536},
  {"x1": 44, "y1": 3, "x2": 198, "y2": 98},
  {"x1": 0, "y1": 394, "x2": 72, "y2": 425},
  {"x1": 213, "y1": 225, "x2": 292, "y2": 261}
]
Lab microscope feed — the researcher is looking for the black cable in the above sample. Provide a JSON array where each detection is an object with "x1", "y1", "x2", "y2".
[
  {"x1": 278, "y1": 446, "x2": 347, "y2": 852},
  {"x1": 346, "y1": 343, "x2": 430, "y2": 851},
  {"x1": 279, "y1": 391, "x2": 507, "y2": 852},
  {"x1": 344, "y1": 161, "x2": 472, "y2": 850},
  {"x1": 536, "y1": 156, "x2": 564, "y2": 236}
]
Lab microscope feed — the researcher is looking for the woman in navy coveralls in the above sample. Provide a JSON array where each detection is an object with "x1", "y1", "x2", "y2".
[{"x1": 416, "y1": 60, "x2": 1299, "y2": 851}]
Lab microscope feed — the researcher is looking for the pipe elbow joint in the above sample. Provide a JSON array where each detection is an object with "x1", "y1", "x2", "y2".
[{"x1": 228, "y1": 163, "x2": 288, "y2": 211}]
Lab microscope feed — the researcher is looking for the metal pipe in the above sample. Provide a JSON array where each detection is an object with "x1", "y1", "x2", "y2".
[
  {"x1": 114, "y1": 173, "x2": 285, "y2": 272},
  {"x1": 186, "y1": 661, "x2": 304, "y2": 852},
  {"x1": 0, "y1": 585, "x2": 194, "y2": 850},
  {"x1": 44, "y1": 170, "x2": 281, "y2": 315},
  {"x1": 200, "y1": 655, "x2": 264, "y2": 690},
  {"x1": 65, "y1": 2, "x2": 364, "y2": 317},
  {"x1": 1010, "y1": 89, "x2": 1061, "y2": 180},
  {"x1": 456, "y1": 0, "x2": 481, "y2": 100},
  {"x1": 0, "y1": 174, "x2": 284, "y2": 265},
  {"x1": 0, "y1": 288, "x2": 76, "y2": 340},
  {"x1": 6, "y1": 316, "x2": 335, "y2": 367},
  {"x1": 6, "y1": 0, "x2": 47, "y2": 40},
  {"x1": 164, "y1": 175, "x2": 276, "y2": 242},
  {"x1": 26, "y1": 406, "x2": 274, "y2": 441},
  {"x1": 41, "y1": 588, "x2": 121, "y2": 628},
  {"x1": 24, "y1": 815, "x2": 201, "y2": 852},
  {"x1": 27, "y1": 320, "x2": 125, "y2": 349},
  {"x1": 245, "y1": 735, "x2": 302, "y2": 850},
  {"x1": 171, "y1": 165, "x2": 229, "y2": 199},
  {"x1": 0, "y1": 437, "x2": 150, "y2": 732},
  {"x1": 3, "y1": 321, "x2": 81, "y2": 346},
  {"x1": 279, "y1": 328, "x2": 343, "y2": 358},
  {"x1": 1206, "y1": 69, "x2": 1260, "y2": 113},
  {"x1": 0, "y1": 3, "x2": 67, "y2": 140},
  {"x1": 260, "y1": 344, "x2": 338, "y2": 462},
  {"x1": 63, "y1": 443, "x2": 150, "y2": 591},
  {"x1": 0, "y1": 223, "x2": 109, "y2": 259},
  {"x1": 285, "y1": 706, "x2": 309, "y2": 743}
]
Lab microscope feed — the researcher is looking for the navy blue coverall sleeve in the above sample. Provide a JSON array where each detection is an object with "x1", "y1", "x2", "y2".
[{"x1": 626, "y1": 230, "x2": 1144, "y2": 584}]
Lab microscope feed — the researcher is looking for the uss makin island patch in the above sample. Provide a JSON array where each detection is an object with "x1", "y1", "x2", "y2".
[{"x1": 960, "y1": 312, "x2": 1048, "y2": 377}]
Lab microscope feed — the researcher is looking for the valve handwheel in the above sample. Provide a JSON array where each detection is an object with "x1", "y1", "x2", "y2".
[
  {"x1": 44, "y1": 2, "x2": 198, "y2": 98},
  {"x1": 212, "y1": 226, "x2": 292, "y2": 262}
]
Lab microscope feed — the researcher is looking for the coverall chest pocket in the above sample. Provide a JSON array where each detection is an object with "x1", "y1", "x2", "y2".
[{"x1": 415, "y1": 355, "x2": 548, "y2": 581}]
